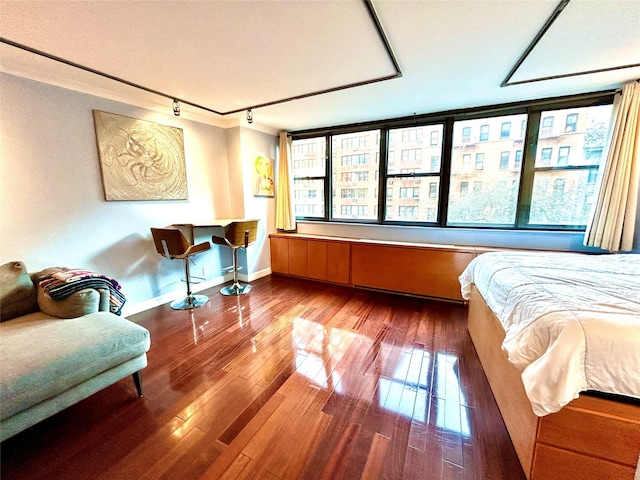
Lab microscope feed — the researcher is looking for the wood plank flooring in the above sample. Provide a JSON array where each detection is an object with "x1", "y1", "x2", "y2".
[{"x1": 0, "y1": 275, "x2": 525, "y2": 480}]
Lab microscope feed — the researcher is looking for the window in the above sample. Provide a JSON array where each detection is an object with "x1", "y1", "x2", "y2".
[
  {"x1": 430, "y1": 156, "x2": 439, "y2": 172},
  {"x1": 332, "y1": 130, "x2": 379, "y2": 221},
  {"x1": 514, "y1": 150, "x2": 522, "y2": 170},
  {"x1": 528, "y1": 104, "x2": 612, "y2": 226},
  {"x1": 461, "y1": 127, "x2": 471, "y2": 143},
  {"x1": 541, "y1": 116, "x2": 554, "y2": 136},
  {"x1": 398, "y1": 206, "x2": 418, "y2": 219},
  {"x1": 479, "y1": 125, "x2": 489, "y2": 141},
  {"x1": 499, "y1": 151, "x2": 509, "y2": 169},
  {"x1": 540, "y1": 148, "x2": 552, "y2": 166},
  {"x1": 399, "y1": 187, "x2": 420, "y2": 198},
  {"x1": 291, "y1": 92, "x2": 613, "y2": 230},
  {"x1": 401, "y1": 128, "x2": 423, "y2": 143},
  {"x1": 565, "y1": 113, "x2": 578, "y2": 133},
  {"x1": 291, "y1": 137, "x2": 326, "y2": 218},
  {"x1": 401, "y1": 149, "x2": 422, "y2": 163},
  {"x1": 500, "y1": 122, "x2": 511, "y2": 139},
  {"x1": 557, "y1": 146, "x2": 570, "y2": 166},
  {"x1": 448, "y1": 113, "x2": 527, "y2": 225},
  {"x1": 462, "y1": 154, "x2": 471, "y2": 170},
  {"x1": 385, "y1": 124, "x2": 443, "y2": 223}
]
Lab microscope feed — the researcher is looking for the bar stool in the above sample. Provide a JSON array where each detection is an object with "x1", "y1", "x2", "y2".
[
  {"x1": 150, "y1": 227, "x2": 211, "y2": 309},
  {"x1": 211, "y1": 220, "x2": 259, "y2": 296}
]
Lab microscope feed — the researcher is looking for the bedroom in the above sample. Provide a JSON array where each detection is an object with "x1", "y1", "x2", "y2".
[{"x1": 1, "y1": 1, "x2": 639, "y2": 479}]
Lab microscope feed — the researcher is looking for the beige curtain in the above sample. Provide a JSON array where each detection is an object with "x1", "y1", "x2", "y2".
[
  {"x1": 275, "y1": 131, "x2": 297, "y2": 232},
  {"x1": 584, "y1": 81, "x2": 640, "y2": 252}
]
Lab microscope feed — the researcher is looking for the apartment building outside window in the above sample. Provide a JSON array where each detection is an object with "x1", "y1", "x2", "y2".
[
  {"x1": 500, "y1": 122, "x2": 511, "y2": 139},
  {"x1": 290, "y1": 92, "x2": 613, "y2": 231}
]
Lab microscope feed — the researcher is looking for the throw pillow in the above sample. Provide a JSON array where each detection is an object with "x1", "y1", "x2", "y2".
[{"x1": 0, "y1": 261, "x2": 38, "y2": 321}]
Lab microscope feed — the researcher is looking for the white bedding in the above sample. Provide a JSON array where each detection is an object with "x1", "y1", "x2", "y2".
[{"x1": 459, "y1": 251, "x2": 640, "y2": 416}]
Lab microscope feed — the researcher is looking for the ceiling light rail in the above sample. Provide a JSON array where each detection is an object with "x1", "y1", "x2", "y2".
[
  {"x1": 0, "y1": 0, "x2": 402, "y2": 119},
  {"x1": 502, "y1": 0, "x2": 640, "y2": 87}
]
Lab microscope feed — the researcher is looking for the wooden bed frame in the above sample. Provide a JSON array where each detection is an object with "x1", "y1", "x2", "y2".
[{"x1": 467, "y1": 285, "x2": 640, "y2": 480}]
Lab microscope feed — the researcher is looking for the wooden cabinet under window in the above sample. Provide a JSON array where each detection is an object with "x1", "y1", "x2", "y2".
[
  {"x1": 351, "y1": 242, "x2": 475, "y2": 302},
  {"x1": 269, "y1": 234, "x2": 350, "y2": 285},
  {"x1": 269, "y1": 234, "x2": 476, "y2": 302}
]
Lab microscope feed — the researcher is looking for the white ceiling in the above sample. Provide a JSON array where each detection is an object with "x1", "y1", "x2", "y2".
[{"x1": 1, "y1": 0, "x2": 639, "y2": 132}]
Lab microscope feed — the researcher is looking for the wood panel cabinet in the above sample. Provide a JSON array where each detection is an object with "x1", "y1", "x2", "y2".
[
  {"x1": 269, "y1": 234, "x2": 351, "y2": 285},
  {"x1": 270, "y1": 234, "x2": 476, "y2": 301},
  {"x1": 351, "y1": 243, "x2": 474, "y2": 301}
]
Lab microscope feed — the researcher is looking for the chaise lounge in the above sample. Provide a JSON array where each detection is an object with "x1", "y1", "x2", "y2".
[{"x1": 0, "y1": 261, "x2": 151, "y2": 442}]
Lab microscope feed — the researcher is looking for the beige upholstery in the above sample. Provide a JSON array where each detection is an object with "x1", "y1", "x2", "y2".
[
  {"x1": 150, "y1": 227, "x2": 211, "y2": 309},
  {"x1": 211, "y1": 220, "x2": 259, "y2": 295}
]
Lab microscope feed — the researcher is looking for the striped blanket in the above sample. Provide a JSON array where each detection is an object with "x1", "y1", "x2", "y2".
[{"x1": 39, "y1": 268, "x2": 126, "y2": 315}]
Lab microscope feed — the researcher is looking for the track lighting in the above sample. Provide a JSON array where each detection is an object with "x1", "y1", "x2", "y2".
[
  {"x1": 246, "y1": 109, "x2": 253, "y2": 124},
  {"x1": 173, "y1": 99, "x2": 180, "y2": 116}
]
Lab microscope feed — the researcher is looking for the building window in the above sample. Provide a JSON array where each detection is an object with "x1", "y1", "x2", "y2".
[
  {"x1": 473, "y1": 181, "x2": 482, "y2": 193},
  {"x1": 514, "y1": 150, "x2": 522, "y2": 170},
  {"x1": 461, "y1": 127, "x2": 471, "y2": 143},
  {"x1": 430, "y1": 130, "x2": 439, "y2": 146},
  {"x1": 541, "y1": 116, "x2": 554, "y2": 136},
  {"x1": 429, "y1": 182, "x2": 437, "y2": 198},
  {"x1": 399, "y1": 187, "x2": 420, "y2": 198},
  {"x1": 430, "y1": 156, "x2": 439, "y2": 172},
  {"x1": 398, "y1": 206, "x2": 418, "y2": 218},
  {"x1": 557, "y1": 146, "x2": 570, "y2": 166},
  {"x1": 401, "y1": 128, "x2": 423, "y2": 143},
  {"x1": 499, "y1": 151, "x2": 510, "y2": 169},
  {"x1": 475, "y1": 153, "x2": 484, "y2": 170},
  {"x1": 462, "y1": 154, "x2": 471, "y2": 170},
  {"x1": 401, "y1": 149, "x2": 422, "y2": 163},
  {"x1": 500, "y1": 122, "x2": 511, "y2": 139},
  {"x1": 565, "y1": 113, "x2": 578, "y2": 133},
  {"x1": 540, "y1": 148, "x2": 552, "y2": 166},
  {"x1": 479, "y1": 124, "x2": 489, "y2": 141}
]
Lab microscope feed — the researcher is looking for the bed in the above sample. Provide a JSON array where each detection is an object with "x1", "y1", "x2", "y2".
[{"x1": 459, "y1": 251, "x2": 640, "y2": 480}]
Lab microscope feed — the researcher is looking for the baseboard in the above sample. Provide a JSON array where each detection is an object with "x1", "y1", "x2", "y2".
[{"x1": 122, "y1": 268, "x2": 272, "y2": 317}]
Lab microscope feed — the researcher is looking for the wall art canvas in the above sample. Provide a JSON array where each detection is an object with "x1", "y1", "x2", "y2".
[
  {"x1": 93, "y1": 110, "x2": 188, "y2": 201},
  {"x1": 253, "y1": 155, "x2": 275, "y2": 197}
]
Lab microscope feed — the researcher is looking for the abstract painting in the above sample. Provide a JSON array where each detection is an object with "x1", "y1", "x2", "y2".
[
  {"x1": 253, "y1": 156, "x2": 275, "y2": 197},
  {"x1": 93, "y1": 110, "x2": 188, "y2": 201}
]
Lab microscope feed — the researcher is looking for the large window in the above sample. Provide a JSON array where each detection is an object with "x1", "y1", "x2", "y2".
[
  {"x1": 290, "y1": 92, "x2": 614, "y2": 231},
  {"x1": 386, "y1": 125, "x2": 443, "y2": 223},
  {"x1": 332, "y1": 130, "x2": 380, "y2": 221},
  {"x1": 527, "y1": 104, "x2": 612, "y2": 226},
  {"x1": 448, "y1": 114, "x2": 527, "y2": 226}
]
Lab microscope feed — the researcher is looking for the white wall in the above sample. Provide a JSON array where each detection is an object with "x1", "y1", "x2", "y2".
[{"x1": 0, "y1": 72, "x2": 278, "y2": 315}]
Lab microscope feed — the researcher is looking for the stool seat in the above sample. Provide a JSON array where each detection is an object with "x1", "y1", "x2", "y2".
[
  {"x1": 150, "y1": 227, "x2": 211, "y2": 309},
  {"x1": 212, "y1": 220, "x2": 259, "y2": 296}
]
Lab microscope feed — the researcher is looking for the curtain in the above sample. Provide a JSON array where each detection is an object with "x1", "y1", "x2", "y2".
[
  {"x1": 584, "y1": 81, "x2": 640, "y2": 252},
  {"x1": 275, "y1": 131, "x2": 297, "y2": 232}
]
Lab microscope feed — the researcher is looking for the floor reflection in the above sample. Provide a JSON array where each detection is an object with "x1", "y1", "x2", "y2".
[{"x1": 285, "y1": 315, "x2": 470, "y2": 438}]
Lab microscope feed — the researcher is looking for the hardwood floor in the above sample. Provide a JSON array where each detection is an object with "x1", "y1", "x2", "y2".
[{"x1": 1, "y1": 275, "x2": 525, "y2": 480}]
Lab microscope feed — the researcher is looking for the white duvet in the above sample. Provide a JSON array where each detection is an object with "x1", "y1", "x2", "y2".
[{"x1": 459, "y1": 251, "x2": 640, "y2": 416}]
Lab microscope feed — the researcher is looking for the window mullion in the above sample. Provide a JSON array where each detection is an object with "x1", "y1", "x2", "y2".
[
  {"x1": 325, "y1": 135, "x2": 331, "y2": 221},
  {"x1": 516, "y1": 110, "x2": 540, "y2": 227}
]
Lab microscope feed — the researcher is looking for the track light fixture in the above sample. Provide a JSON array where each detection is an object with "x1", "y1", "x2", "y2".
[
  {"x1": 173, "y1": 99, "x2": 180, "y2": 116},
  {"x1": 246, "y1": 109, "x2": 253, "y2": 124}
]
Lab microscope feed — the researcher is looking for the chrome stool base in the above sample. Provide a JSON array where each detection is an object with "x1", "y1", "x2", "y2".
[
  {"x1": 170, "y1": 294, "x2": 209, "y2": 310},
  {"x1": 220, "y1": 283, "x2": 252, "y2": 296}
]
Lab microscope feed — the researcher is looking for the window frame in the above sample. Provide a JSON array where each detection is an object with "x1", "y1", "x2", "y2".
[{"x1": 290, "y1": 91, "x2": 614, "y2": 232}]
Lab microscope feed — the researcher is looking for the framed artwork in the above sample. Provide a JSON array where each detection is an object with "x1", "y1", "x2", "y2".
[
  {"x1": 253, "y1": 156, "x2": 275, "y2": 197},
  {"x1": 93, "y1": 110, "x2": 188, "y2": 201}
]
